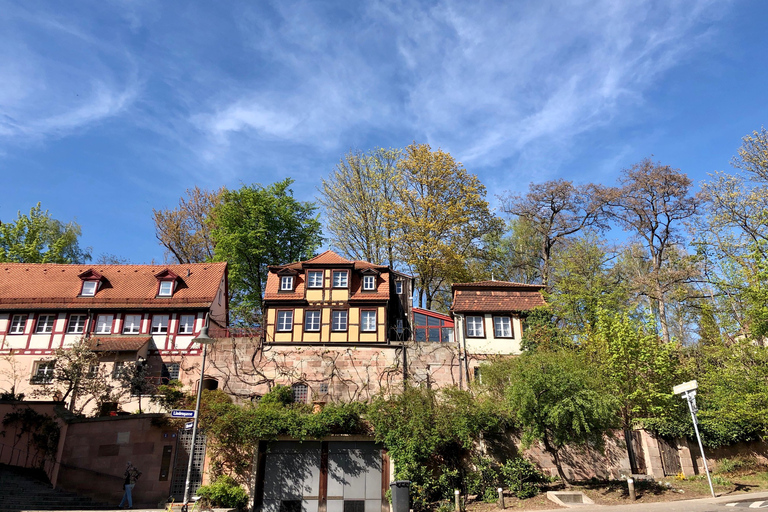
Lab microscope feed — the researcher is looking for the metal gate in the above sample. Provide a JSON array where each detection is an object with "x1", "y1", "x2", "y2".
[
  {"x1": 624, "y1": 430, "x2": 646, "y2": 474},
  {"x1": 169, "y1": 429, "x2": 207, "y2": 500},
  {"x1": 658, "y1": 436, "x2": 681, "y2": 476}
]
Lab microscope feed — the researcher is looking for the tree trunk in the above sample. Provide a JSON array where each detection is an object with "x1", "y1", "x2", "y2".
[{"x1": 543, "y1": 437, "x2": 570, "y2": 487}]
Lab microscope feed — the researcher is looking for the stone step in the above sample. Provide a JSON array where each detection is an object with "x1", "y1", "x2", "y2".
[{"x1": 0, "y1": 464, "x2": 112, "y2": 511}]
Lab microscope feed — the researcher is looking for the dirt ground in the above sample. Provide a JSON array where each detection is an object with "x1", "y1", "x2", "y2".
[{"x1": 464, "y1": 468, "x2": 768, "y2": 510}]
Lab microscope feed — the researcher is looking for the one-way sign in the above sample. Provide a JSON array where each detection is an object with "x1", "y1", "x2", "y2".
[{"x1": 171, "y1": 410, "x2": 196, "y2": 418}]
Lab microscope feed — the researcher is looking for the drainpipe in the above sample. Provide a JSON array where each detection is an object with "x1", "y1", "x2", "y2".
[{"x1": 455, "y1": 315, "x2": 464, "y2": 390}]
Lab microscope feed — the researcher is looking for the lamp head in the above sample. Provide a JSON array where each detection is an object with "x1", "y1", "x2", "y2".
[{"x1": 192, "y1": 326, "x2": 214, "y2": 345}]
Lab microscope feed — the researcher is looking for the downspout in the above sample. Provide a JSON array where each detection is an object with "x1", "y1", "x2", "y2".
[{"x1": 455, "y1": 315, "x2": 464, "y2": 390}]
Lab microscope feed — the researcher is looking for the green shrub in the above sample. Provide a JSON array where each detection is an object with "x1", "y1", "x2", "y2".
[
  {"x1": 465, "y1": 456, "x2": 502, "y2": 502},
  {"x1": 196, "y1": 475, "x2": 248, "y2": 510},
  {"x1": 716, "y1": 456, "x2": 758, "y2": 474},
  {"x1": 260, "y1": 385, "x2": 294, "y2": 406},
  {"x1": 501, "y1": 457, "x2": 545, "y2": 499}
]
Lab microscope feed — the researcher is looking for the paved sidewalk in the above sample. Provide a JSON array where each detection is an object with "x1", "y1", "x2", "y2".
[{"x1": 531, "y1": 491, "x2": 768, "y2": 512}]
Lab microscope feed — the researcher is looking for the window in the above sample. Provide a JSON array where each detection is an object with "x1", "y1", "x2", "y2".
[
  {"x1": 332, "y1": 270, "x2": 348, "y2": 288},
  {"x1": 304, "y1": 310, "x2": 321, "y2": 331},
  {"x1": 35, "y1": 314, "x2": 56, "y2": 334},
  {"x1": 307, "y1": 270, "x2": 323, "y2": 288},
  {"x1": 396, "y1": 281, "x2": 404, "y2": 295},
  {"x1": 277, "y1": 311, "x2": 293, "y2": 332},
  {"x1": 473, "y1": 366, "x2": 483, "y2": 383},
  {"x1": 123, "y1": 314, "x2": 142, "y2": 334},
  {"x1": 178, "y1": 314, "x2": 195, "y2": 334},
  {"x1": 280, "y1": 276, "x2": 294, "y2": 291},
  {"x1": 67, "y1": 314, "x2": 87, "y2": 334},
  {"x1": 32, "y1": 361, "x2": 55, "y2": 384},
  {"x1": 162, "y1": 362, "x2": 180, "y2": 383},
  {"x1": 494, "y1": 316, "x2": 512, "y2": 338},
  {"x1": 96, "y1": 314, "x2": 114, "y2": 334},
  {"x1": 81, "y1": 281, "x2": 98, "y2": 296},
  {"x1": 87, "y1": 364, "x2": 100, "y2": 378},
  {"x1": 362, "y1": 275, "x2": 376, "y2": 291},
  {"x1": 332, "y1": 310, "x2": 348, "y2": 331},
  {"x1": 292, "y1": 383, "x2": 308, "y2": 404},
  {"x1": 414, "y1": 312, "x2": 452, "y2": 343},
  {"x1": 361, "y1": 310, "x2": 376, "y2": 332},
  {"x1": 151, "y1": 315, "x2": 169, "y2": 334},
  {"x1": 113, "y1": 361, "x2": 130, "y2": 379},
  {"x1": 466, "y1": 316, "x2": 484, "y2": 337},
  {"x1": 9, "y1": 314, "x2": 27, "y2": 334},
  {"x1": 319, "y1": 383, "x2": 329, "y2": 394},
  {"x1": 158, "y1": 280, "x2": 174, "y2": 297}
]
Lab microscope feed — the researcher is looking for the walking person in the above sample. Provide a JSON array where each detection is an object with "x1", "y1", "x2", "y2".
[{"x1": 119, "y1": 461, "x2": 142, "y2": 509}]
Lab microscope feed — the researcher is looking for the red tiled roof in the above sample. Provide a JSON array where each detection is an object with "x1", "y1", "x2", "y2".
[
  {"x1": 451, "y1": 281, "x2": 546, "y2": 313},
  {"x1": 0, "y1": 262, "x2": 227, "y2": 310},
  {"x1": 273, "y1": 250, "x2": 390, "y2": 271},
  {"x1": 89, "y1": 336, "x2": 151, "y2": 352}
]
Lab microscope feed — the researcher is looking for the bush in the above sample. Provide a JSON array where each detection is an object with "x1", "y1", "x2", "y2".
[
  {"x1": 501, "y1": 457, "x2": 545, "y2": 499},
  {"x1": 716, "y1": 456, "x2": 758, "y2": 474},
  {"x1": 196, "y1": 475, "x2": 248, "y2": 510},
  {"x1": 465, "y1": 456, "x2": 502, "y2": 502}
]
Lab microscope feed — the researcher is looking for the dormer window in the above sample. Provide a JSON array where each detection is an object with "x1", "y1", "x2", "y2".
[
  {"x1": 154, "y1": 269, "x2": 180, "y2": 297},
  {"x1": 158, "y1": 281, "x2": 174, "y2": 296},
  {"x1": 363, "y1": 275, "x2": 376, "y2": 291},
  {"x1": 280, "y1": 276, "x2": 294, "y2": 291},
  {"x1": 78, "y1": 269, "x2": 103, "y2": 297},
  {"x1": 81, "y1": 281, "x2": 98, "y2": 296}
]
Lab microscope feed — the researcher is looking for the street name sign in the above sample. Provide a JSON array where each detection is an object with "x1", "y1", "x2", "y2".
[
  {"x1": 673, "y1": 380, "x2": 698, "y2": 395},
  {"x1": 171, "y1": 410, "x2": 196, "y2": 418},
  {"x1": 184, "y1": 421, "x2": 194, "y2": 429}
]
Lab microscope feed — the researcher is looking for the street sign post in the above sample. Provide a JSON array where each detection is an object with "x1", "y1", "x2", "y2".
[
  {"x1": 673, "y1": 380, "x2": 714, "y2": 497},
  {"x1": 171, "y1": 410, "x2": 196, "y2": 418}
]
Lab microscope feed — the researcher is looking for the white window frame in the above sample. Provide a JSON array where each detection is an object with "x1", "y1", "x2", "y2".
[
  {"x1": 151, "y1": 315, "x2": 170, "y2": 334},
  {"x1": 123, "y1": 314, "x2": 142, "y2": 334},
  {"x1": 178, "y1": 314, "x2": 196, "y2": 334},
  {"x1": 163, "y1": 362, "x2": 181, "y2": 382},
  {"x1": 67, "y1": 314, "x2": 87, "y2": 334},
  {"x1": 32, "y1": 361, "x2": 55, "y2": 384},
  {"x1": 494, "y1": 316, "x2": 512, "y2": 338},
  {"x1": 307, "y1": 271, "x2": 323, "y2": 288},
  {"x1": 96, "y1": 314, "x2": 114, "y2": 334},
  {"x1": 35, "y1": 314, "x2": 56, "y2": 334},
  {"x1": 395, "y1": 281, "x2": 404, "y2": 295},
  {"x1": 9, "y1": 314, "x2": 27, "y2": 334},
  {"x1": 332, "y1": 270, "x2": 348, "y2": 288},
  {"x1": 466, "y1": 316, "x2": 484, "y2": 337},
  {"x1": 361, "y1": 310, "x2": 376, "y2": 332},
  {"x1": 332, "y1": 310, "x2": 348, "y2": 331},
  {"x1": 304, "y1": 310, "x2": 321, "y2": 331},
  {"x1": 277, "y1": 311, "x2": 293, "y2": 332},
  {"x1": 81, "y1": 281, "x2": 98, "y2": 296},
  {"x1": 113, "y1": 361, "x2": 129, "y2": 379},
  {"x1": 280, "y1": 275, "x2": 294, "y2": 291},
  {"x1": 158, "y1": 280, "x2": 174, "y2": 297},
  {"x1": 362, "y1": 275, "x2": 376, "y2": 291}
]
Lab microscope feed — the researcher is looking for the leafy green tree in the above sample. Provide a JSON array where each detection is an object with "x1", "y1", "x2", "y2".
[
  {"x1": 318, "y1": 148, "x2": 400, "y2": 266},
  {"x1": 211, "y1": 179, "x2": 322, "y2": 325},
  {"x1": 470, "y1": 218, "x2": 543, "y2": 284},
  {"x1": 582, "y1": 310, "x2": 682, "y2": 429},
  {"x1": 0, "y1": 203, "x2": 90, "y2": 263},
  {"x1": 388, "y1": 143, "x2": 503, "y2": 309},
  {"x1": 547, "y1": 233, "x2": 631, "y2": 333},
  {"x1": 499, "y1": 350, "x2": 618, "y2": 485}
]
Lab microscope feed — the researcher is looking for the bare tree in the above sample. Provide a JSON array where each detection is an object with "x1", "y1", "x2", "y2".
[
  {"x1": 599, "y1": 158, "x2": 699, "y2": 343},
  {"x1": 501, "y1": 180, "x2": 605, "y2": 287},
  {"x1": 153, "y1": 186, "x2": 224, "y2": 264}
]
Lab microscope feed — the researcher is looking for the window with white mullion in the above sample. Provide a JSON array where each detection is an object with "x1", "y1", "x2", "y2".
[
  {"x1": 332, "y1": 271, "x2": 348, "y2": 288},
  {"x1": 332, "y1": 310, "x2": 348, "y2": 331},
  {"x1": 67, "y1": 314, "x2": 87, "y2": 334},
  {"x1": 151, "y1": 315, "x2": 170, "y2": 334},
  {"x1": 10, "y1": 314, "x2": 27, "y2": 334},
  {"x1": 307, "y1": 271, "x2": 323, "y2": 288},
  {"x1": 494, "y1": 316, "x2": 512, "y2": 338},
  {"x1": 361, "y1": 310, "x2": 376, "y2": 332},
  {"x1": 123, "y1": 314, "x2": 142, "y2": 334},
  {"x1": 35, "y1": 314, "x2": 56, "y2": 334},
  {"x1": 466, "y1": 316, "x2": 484, "y2": 337},
  {"x1": 362, "y1": 275, "x2": 376, "y2": 291},
  {"x1": 277, "y1": 311, "x2": 293, "y2": 332},
  {"x1": 280, "y1": 276, "x2": 294, "y2": 291},
  {"x1": 304, "y1": 311, "x2": 321, "y2": 331},
  {"x1": 96, "y1": 314, "x2": 114, "y2": 334}
]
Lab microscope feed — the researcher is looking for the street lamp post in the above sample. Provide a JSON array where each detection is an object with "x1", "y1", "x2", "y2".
[
  {"x1": 673, "y1": 380, "x2": 715, "y2": 498},
  {"x1": 182, "y1": 322, "x2": 214, "y2": 508}
]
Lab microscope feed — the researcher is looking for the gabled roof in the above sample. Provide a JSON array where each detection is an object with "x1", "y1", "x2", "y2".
[
  {"x1": 451, "y1": 280, "x2": 546, "y2": 313},
  {"x1": 0, "y1": 262, "x2": 227, "y2": 310},
  {"x1": 270, "y1": 250, "x2": 389, "y2": 272}
]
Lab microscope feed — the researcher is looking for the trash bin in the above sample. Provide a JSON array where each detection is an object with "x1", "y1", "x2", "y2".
[{"x1": 390, "y1": 480, "x2": 410, "y2": 512}]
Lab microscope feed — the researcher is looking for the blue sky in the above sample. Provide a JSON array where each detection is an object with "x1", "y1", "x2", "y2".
[{"x1": 1, "y1": 1, "x2": 767, "y2": 264}]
